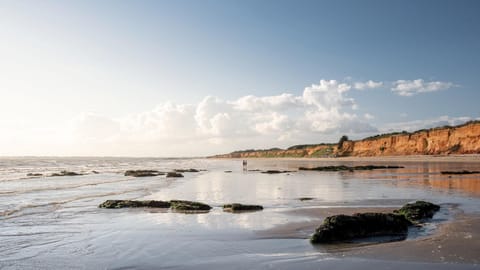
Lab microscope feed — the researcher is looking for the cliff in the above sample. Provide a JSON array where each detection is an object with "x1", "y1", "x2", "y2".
[{"x1": 211, "y1": 121, "x2": 480, "y2": 158}]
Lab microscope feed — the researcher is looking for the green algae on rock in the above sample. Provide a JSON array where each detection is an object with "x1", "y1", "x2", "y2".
[
  {"x1": 99, "y1": 200, "x2": 171, "y2": 209},
  {"x1": 170, "y1": 200, "x2": 211, "y2": 211},
  {"x1": 124, "y1": 170, "x2": 165, "y2": 177},
  {"x1": 166, "y1": 172, "x2": 184, "y2": 178},
  {"x1": 223, "y1": 203, "x2": 263, "y2": 212},
  {"x1": 299, "y1": 165, "x2": 404, "y2": 172},
  {"x1": 393, "y1": 201, "x2": 440, "y2": 223},
  {"x1": 310, "y1": 213, "x2": 410, "y2": 244}
]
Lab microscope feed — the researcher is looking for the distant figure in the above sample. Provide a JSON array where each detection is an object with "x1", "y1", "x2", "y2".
[{"x1": 242, "y1": 160, "x2": 247, "y2": 171}]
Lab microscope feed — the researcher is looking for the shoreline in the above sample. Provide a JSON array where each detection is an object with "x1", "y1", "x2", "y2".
[
  {"x1": 257, "y1": 205, "x2": 480, "y2": 264},
  {"x1": 211, "y1": 154, "x2": 480, "y2": 163}
]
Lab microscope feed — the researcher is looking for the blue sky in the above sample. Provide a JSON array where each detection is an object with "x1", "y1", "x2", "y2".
[{"x1": 0, "y1": 0, "x2": 479, "y2": 156}]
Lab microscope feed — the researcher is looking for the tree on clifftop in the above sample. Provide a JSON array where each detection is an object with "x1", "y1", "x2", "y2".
[{"x1": 337, "y1": 135, "x2": 349, "y2": 150}]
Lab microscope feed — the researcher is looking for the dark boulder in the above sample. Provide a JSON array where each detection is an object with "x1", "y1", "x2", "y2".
[
  {"x1": 261, "y1": 170, "x2": 294, "y2": 174},
  {"x1": 310, "y1": 213, "x2": 410, "y2": 244},
  {"x1": 299, "y1": 165, "x2": 404, "y2": 172},
  {"x1": 170, "y1": 200, "x2": 211, "y2": 211},
  {"x1": 223, "y1": 203, "x2": 263, "y2": 212},
  {"x1": 166, "y1": 172, "x2": 184, "y2": 178},
  {"x1": 440, "y1": 170, "x2": 480, "y2": 175},
  {"x1": 50, "y1": 170, "x2": 83, "y2": 177},
  {"x1": 394, "y1": 201, "x2": 440, "y2": 223},
  {"x1": 27, "y1": 173, "x2": 43, "y2": 177},
  {"x1": 174, "y1": 169, "x2": 200, "y2": 173},
  {"x1": 299, "y1": 197, "x2": 314, "y2": 201},
  {"x1": 124, "y1": 170, "x2": 164, "y2": 177},
  {"x1": 99, "y1": 200, "x2": 171, "y2": 209}
]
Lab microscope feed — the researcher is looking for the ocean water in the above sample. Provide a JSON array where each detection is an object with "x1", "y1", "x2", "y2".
[{"x1": 1, "y1": 157, "x2": 480, "y2": 269}]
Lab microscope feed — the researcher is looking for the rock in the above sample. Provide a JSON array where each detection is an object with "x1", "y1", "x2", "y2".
[
  {"x1": 299, "y1": 165, "x2": 404, "y2": 171},
  {"x1": 299, "y1": 197, "x2": 314, "y2": 201},
  {"x1": 170, "y1": 200, "x2": 211, "y2": 211},
  {"x1": 27, "y1": 173, "x2": 43, "y2": 177},
  {"x1": 261, "y1": 170, "x2": 294, "y2": 174},
  {"x1": 99, "y1": 200, "x2": 171, "y2": 209},
  {"x1": 394, "y1": 201, "x2": 440, "y2": 223},
  {"x1": 224, "y1": 170, "x2": 233, "y2": 173},
  {"x1": 310, "y1": 213, "x2": 410, "y2": 244},
  {"x1": 440, "y1": 170, "x2": 480, "y2": 175},
  {"x1": 124, "y1": 170, "x2": 164, "y2": 177},
  {"x1": 50, "y1": 170, "x2": 83, "y2": 177},
  {"x1": 166, "y1": 172, "x2": 184, "y2": 178},
  {"x1": 92, "y1": 170, "x2": 99, "y2": 174},
  {"x1": 174, "y1": 168, "x2": 200, "y2": 173},
  {"x1": 223, "y1": 203, "x2": 263, "y2": 212}
]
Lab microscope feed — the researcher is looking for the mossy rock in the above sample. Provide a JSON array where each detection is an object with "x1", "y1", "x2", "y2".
[
  {"x1": 99, "y1": 200, "x2": 171, "y2": 209},
  {"x1": 223, "y1": 203, "x2": 263, "y2": 212},
  {"x1": 166, "y1": 172, "x2": 184, "y2": 178},
  {"x1": 394, "y1": 201, "x2": 440, "y2": 223},
  {"x1": 170, "y1": 200, "x2": 211, "y2": 211},
  {"x1": 310, "y1": 213, "x2": 410, "y2": 244},
  {"x1": 124, "y1": 170, "x2": 164, "y2": 177},
  {"x1": 174, "y1": 169, "x2": 200, "y2": 173},
  {"x1": 299, "y1": 165, "x2": 403, "y2": 172},
  {"x1": 50, "y1": 170, "x2": 83, "y2": 177}
]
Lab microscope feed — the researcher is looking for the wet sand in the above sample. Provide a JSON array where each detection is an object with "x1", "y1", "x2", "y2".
[{"x1": 258, "y1": 205, "x2": 480, "y2": 265}]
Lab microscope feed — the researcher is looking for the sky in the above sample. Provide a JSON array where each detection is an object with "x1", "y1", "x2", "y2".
[{"x1": 0, "y1": 0, "x2": 479, "y2": 157}]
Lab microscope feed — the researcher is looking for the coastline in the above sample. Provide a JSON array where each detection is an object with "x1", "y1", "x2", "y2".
[
  {"x1": 211, "y1": 154, "x2": 480, "y2": 163},
  {"x1": 257, "y1": 205, "x2": 480, "y2": 264}
]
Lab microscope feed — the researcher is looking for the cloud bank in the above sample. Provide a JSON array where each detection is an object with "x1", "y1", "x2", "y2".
[{"x1": 71, "y1": 80, "x2": 378, "y2": 156}]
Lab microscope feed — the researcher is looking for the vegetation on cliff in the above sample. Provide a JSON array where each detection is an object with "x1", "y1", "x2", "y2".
[{"x1": 210, "y1": 121, "x2": 480, "y2": 158}]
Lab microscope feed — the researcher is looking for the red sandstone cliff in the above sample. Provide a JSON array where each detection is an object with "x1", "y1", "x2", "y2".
[{"x1": 212, "y1": 121, "x2": 480, "y2": 158}]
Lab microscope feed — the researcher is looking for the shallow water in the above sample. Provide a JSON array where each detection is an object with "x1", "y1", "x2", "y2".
[{"x1": 1, "y1": 157, "x2": 480, "y2": 269}]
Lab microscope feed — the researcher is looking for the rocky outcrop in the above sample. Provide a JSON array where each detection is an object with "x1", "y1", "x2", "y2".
[
  {"x1": 170, "y1": 200, "x2": 211, "y2": 211},
  {"x1": 166, "y1": 172, "x2": 184, "y2": 178},
  {"x1": 50, "y1": 171, "x2": 83, "y2": 177},
  {"x1": 223, "y1": 203, "x2": 263, "y2": 212},
  {"x1": 99, "y1": 200, "x2": 171, "y2": 208},
  {"x1": 299, "y1": 165, "x2": 403, "y2": 171},
  {"x1": 125, "y1": 170, "x2": 165, "y2": 177},
  {"x1": 311, "y1": 213, "x2": 411, "y2": 243},
  {"x1": 393, "y1": 201, "x2": 440, "y2": 223},
  {"x1": 311, "y1": 201, "x2": 440, "y2": 244},
  {"x1": 440, "y1": 170, "x2": 480, "y2": 175},
  {"x1": 211, "y1": 121, "x2": 480, "y2": 158}
]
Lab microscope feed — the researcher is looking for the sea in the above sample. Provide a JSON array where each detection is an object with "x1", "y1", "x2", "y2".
[{"x1": 1, "y1": 157, "x2": 479, "y2": 269}]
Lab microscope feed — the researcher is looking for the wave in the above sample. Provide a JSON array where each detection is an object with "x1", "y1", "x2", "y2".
[{"x1": 0, "y1": 188, "x2": 150, "y2": 219}]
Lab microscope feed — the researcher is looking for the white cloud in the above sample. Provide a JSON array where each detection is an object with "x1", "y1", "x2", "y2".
[
  {"x1": 391, "y1": 79, "x2": 454, "y2": 96},
  {"x1": 66, "y1": 80, "x2": 377, "y2": 156},
  {"x1": 354, "y1": 80, "x2": 383, "y2": 90}
]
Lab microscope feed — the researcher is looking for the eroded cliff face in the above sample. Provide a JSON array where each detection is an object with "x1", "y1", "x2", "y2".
[
  {"x1": 211, "y1": 122, "x2": 480, "y2": 158},
  {"x1": 342, "y1": 122, "x2": 480, "y2": 156}
]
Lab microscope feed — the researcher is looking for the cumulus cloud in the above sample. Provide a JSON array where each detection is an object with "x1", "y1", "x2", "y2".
[
  {"x1": 391, "y1": 79, "x2": 454, "y2": 96},
  {"x1": 70, "y1": 80, "x2": 377, "y2": 156},
  {"x1": 353, "y1": 80, "x2": 383, "y2": 90}
]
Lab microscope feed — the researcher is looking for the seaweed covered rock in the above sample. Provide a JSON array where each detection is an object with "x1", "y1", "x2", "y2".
[
  {"x1": 299, "y1": 165, "x2": 404, "y2": 172},
  {"x1": 174, "y1": 169, "x2": 200, "y2": 173},
  {"x1": 124, "y1": 170, "x2": 164, "y2": 177},
  {"x1": 50, "y1": 170, "x2": 83, "y2": 177},
  {"x1": 310, "y1": 213, "x2": 410, "y2": 244},
  {"x1": 166, "y1": 172, "x2": 184, "y2": 178},
  {"x1": 394, "y1": 201, "x2": 440, "y2": 223},
  {"x1": 99, "y1": 200, "x2": 171, "y2": 209},
  {"x1": 261, "y1": 170, "x2": 293, "y2": 174},
  {"x1": 170, "y1": 200, "x2": 211, "y2": 211},
  {"x1": 440, "y1": 170, "x2": 480, "y2": 175},
  {"x1": 223, "y1": 203, "x2": 263, "y2": 212}
]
